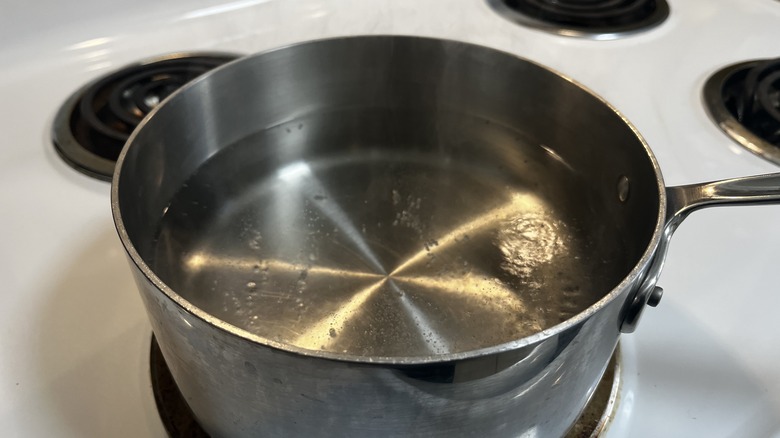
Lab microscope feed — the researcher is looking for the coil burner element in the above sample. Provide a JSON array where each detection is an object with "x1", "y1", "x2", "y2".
[
  {"x1": 52, "y1": 53, "x2": 238, "y2": 180},
  {"x1": 704, "y1": 58, "x2": 780, "y2": 166},
  {"x1": 489, "y1": 0, "x2": 669, "y2": 39}
]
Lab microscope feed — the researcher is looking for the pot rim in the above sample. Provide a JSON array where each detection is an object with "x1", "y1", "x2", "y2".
[{"x1": 110, "y1": 35, "x2": 667, "y2": 365}]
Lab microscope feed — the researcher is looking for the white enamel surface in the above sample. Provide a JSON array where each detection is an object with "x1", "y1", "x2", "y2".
[{"x1": 2, "y1": 0, "x2": 780, "y2": 436}]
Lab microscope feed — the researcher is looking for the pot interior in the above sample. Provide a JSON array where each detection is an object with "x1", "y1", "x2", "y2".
[{"x1": 115, "y1": 36, "x2": 661, "y2": 359}]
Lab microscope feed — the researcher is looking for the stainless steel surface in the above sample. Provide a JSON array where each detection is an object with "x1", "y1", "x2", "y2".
[
  {"x1": 702, "y1": 60, "x2": 780, "y2": 166},
  {"x1": 565, "y1": 346, "x2": 622, "y2": 438},
  {"x1": 116, "y1": 35, "x2": 665, "y2": 362},
  {"x1": 486, "y1": 0, "x2": 670, "y2": 40},
  {"x1": 150, "y1": 110, "x2": 628, "y2": 358},
  {"x1": 112, "y1": 36, "x2": 780, "y2": 437},
  {"x1": 149, "y1": 337, "x2": 622, "y2": 438}
]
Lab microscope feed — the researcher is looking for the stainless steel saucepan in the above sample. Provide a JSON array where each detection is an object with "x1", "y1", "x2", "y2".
[{"x1": 111, "y1": 36, "x2": 780, "y2": 437}]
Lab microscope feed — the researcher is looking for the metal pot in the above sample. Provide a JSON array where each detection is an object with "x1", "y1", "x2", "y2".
[{"x1": 111, "y1": 36, "x2": 780, "y2": 437}]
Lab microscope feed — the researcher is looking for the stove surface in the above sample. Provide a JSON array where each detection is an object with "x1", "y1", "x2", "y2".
[{"x1": 2, "y1": 0, "x2": 780, "y2": 437}]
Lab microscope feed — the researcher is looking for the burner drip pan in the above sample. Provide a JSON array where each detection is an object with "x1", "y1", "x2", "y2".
[
  {"x1": 52, "y1": 52, "x2": 238, "y2": 181},
  {"x1": 488, "y1": 0, "x2": 669, "y2": 39},
  {"x1": 704, "y1": 58, "x2": 780, "y2": 166}
]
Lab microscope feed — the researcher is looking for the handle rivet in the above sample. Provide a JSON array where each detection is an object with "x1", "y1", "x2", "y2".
[{"x1": 647, "y1": 286, "x2": 664, "y2": 307}]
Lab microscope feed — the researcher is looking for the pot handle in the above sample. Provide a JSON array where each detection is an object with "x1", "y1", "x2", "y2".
[
  {"x1": 620, "y1": 172, "x2": 780, "y2": 333},
  {"x1": 666, "y1": 172, "x2": 780, "y2": 226}
]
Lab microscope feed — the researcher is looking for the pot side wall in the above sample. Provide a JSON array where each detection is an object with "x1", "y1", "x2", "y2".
[{"x1": 130, "y1": 262, "x2": 628, "y2": 437}]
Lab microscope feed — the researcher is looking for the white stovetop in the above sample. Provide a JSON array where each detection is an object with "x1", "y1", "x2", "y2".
[{"x1": 1, "y1": 0, "x2": 780, "y2": 437}]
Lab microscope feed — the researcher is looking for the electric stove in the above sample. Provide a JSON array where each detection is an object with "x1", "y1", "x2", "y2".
[{"x1": 2, "y1": 0, "x2": 780, "y2": 436}]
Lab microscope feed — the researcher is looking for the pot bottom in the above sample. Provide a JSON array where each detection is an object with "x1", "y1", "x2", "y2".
[{"x1": 149, "y1": 336, "x2": 621, "y2": 438}]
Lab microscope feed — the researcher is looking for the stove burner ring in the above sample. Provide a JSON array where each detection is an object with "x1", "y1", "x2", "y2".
[
  {"x1": 704, "y1": 58, "x2": 780, "y2": 166},
  {"x1": 52, "y1": 53, "x2": 239, "y2": 181},
  {"x1": 488, "y1": 0, "x2": 669, "y2": 39},
  {"x1": 735, "y1": 59, "x2": 780, "y2": 144},
  {"x1": 149, "y1": 336, "x2": 621, "y2": 437}
]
